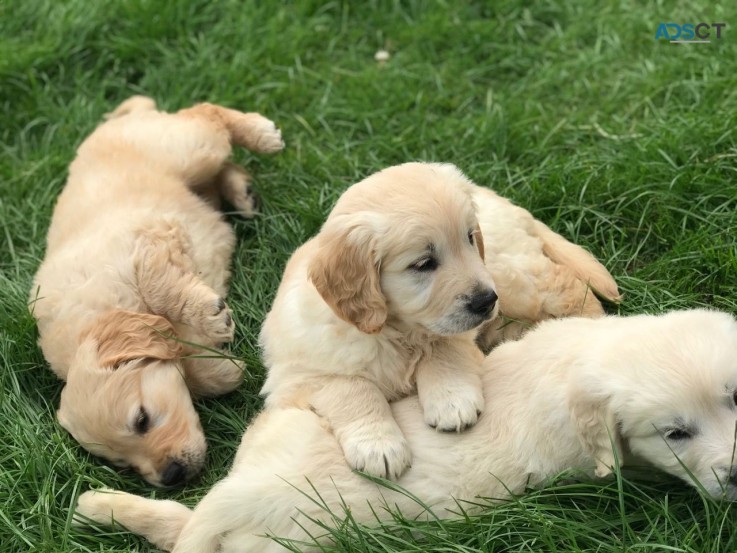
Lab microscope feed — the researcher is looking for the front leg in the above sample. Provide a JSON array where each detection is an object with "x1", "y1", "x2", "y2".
[
  {"x1": 170, "y1": 324, "x2": 244, "y2": 397},
  {"x1": 75, "y1": 488, "x2": 191, "y2": 552},
  {"x1": 133, "y1": 220, "x2": 234, "y2": 345},
  {"x1": 416, "y1": 338, "x2": 485, "y2": 432},
  {"x1": 181, "y1": 355, "x2": 244, "y2": 398},
  {"x1": 307, "y1": 376, "x2": 412, "y2": 480}
]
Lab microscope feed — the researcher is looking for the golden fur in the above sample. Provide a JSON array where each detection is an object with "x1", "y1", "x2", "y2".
[
  {"x1": 75, "y1": 310, "x2": 737, "y2": 552},
  {"x1": 472, "y1": 185, "x2": 620, "y2": 350},
  {"x1": 259, "y1": 163, "x2": 499, "y2": 479},
  {"x1": 258, "y1": 162, "x2": 618, "y2": 481},
  {"x1": 30, "y1": 96, "x2": 284, "y2": 486}
]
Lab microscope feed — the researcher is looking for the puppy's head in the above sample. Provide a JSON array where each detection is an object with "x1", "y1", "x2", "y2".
[
  {"x1": 58, "y1": 310, "x2": 206, "y2": 487},
  {"x1": 570, "y1": 310, "x2": 737, "y2": 500},
  {"x1": 309, "y1": 162, "x2": 497, "y2": 336}
]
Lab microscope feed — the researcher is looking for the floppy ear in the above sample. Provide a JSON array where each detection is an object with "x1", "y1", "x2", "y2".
[
  {"x1": 474, "y1": 223, "x2": 485, "y2": 261},
  {"x1": 569, "y1": 386, "x2": 623, "y2": 477},
  {"x1": 82, "y1": 310, "x2": 183, "y2": 368},
  {"x1": 308, "y1": 220, "x2": 387, "y2": 334}
]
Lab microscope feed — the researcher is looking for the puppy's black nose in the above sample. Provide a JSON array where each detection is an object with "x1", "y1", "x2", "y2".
[
  {"x1": 467, "y1": 289, "x2": 498, "y2": 318},
  {"x1": 161, "y1": 460, "x2": 187, "y2": 487}
]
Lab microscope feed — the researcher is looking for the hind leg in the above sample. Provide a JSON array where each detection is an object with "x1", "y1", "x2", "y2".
[
  {"x1": 215, "y1": 163, "x2": 259, "y2": 218},
  {"x1": 92, "y1": 99, "x2": 283, "y2": 190},
  {"x1": 178, "y1": 102, "x2": 284, "y2": 155},
  {"x1": 166, "y1": 103, "x2": 283, "y2": 200},
  {"x1": 191, "y1": 162, "x2": 260, "y2": 218}
]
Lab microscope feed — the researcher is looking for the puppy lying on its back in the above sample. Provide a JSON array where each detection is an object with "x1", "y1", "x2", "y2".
[
  {"x1": 260, "y1": 163, "x2": 499, "y2": 479},
  {"x1": 30, "y1": 96, "x2": 283, "y2": 486}
]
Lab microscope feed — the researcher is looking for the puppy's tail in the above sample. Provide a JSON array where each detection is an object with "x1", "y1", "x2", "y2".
[
  {"x1": 105, "y1": 95, "x2": 157, "y2": 120},
  {"x1": 75, "y1": 488, "x2": 190, "y2": 552},
  {"x1": 533, "y1": 220, "x2": 621, "y2": 303}
]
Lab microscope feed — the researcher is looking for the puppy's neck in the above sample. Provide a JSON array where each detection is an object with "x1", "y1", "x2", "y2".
[{"x1": 382, "y1": 317, "x2": 442, "y2": 345}]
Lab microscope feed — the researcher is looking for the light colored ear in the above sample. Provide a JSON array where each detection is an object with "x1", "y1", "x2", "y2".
[
  {"x1": 569, "y1": 387, "x2": 622, "y2": 477},
  {"x1": 82, "y1": 310, "x2": 182, "y2": 368},
  {"x1": 308, "y1": 221, "x2": 387, "y2": 334},
  {"x1": 474, "y1": 223, "x2": 485, "y2": 261}
]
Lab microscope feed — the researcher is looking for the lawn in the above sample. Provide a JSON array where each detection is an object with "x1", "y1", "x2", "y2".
[{"x1": 2, "y1": 0, "x2": 737, "y2": 551}]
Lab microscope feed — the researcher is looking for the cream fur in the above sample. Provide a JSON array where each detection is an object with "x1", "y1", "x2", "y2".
[
  {"x1": 259, "y1": 163, "x2": 499, "y2": 480},
  {"x1": 30, "y1": 96, "x2": 284, "y2": 485},
  {"x1": 76, "y1": 309, "x2": 737, "y2": 552},
  {"x1": 472, "y1": 186, "x2": 620, "y2": 350},
  {"x1": 258, "y1": 162, "x2": 617, "y2": 480}
]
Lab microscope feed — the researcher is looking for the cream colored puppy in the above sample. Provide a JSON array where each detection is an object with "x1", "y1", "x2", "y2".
[
  {"x1": 77, "y1": 309, "x2": 737, "y2": 552},
  {"x1": 473, "y1": 186, "x2": 620, "y2": 351},
  {"x1": 31, "y1": 96, "x2": 283, "y2": 486},
  {"x1": 259, "y1": 163, "x2": 499, "y2": 480}
]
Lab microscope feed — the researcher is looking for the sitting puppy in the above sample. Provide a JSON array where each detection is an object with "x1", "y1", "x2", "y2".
[
  {"x1": 76, "y1": 309, "x2": 737, "y2": 552},
  {"x1": 259, "y1": 162, "x2": 499, "y2": 480},
  {"x1": 30, "y1": 96, "x2": 284, "y2": 486},
  {"x1": 472, "y1": 185, "x2": 620, "y2": 351}
]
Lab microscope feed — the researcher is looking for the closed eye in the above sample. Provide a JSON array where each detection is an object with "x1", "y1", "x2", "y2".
[
  {"x1": 134, "y1": 407, "x2": 150, "y2": 435},
  {"x1": 409, "y1": 256, "x2": 438, "y2": 272},
  {"x1": 664, "y1": 427, "x2": 692, "y2": 441}
]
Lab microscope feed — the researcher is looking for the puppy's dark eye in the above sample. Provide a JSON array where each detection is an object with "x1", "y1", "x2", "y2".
[
  {"x1": 468, "y1": 230, "x2": 475, "y2": 245},
  {"x1": 134, "y1": 408, "x2": 150, "y2": 434},
  {"x1": 665, "y1": 428, "x2": 692, "y2": 441},
  {"x1": 409, "y1": 256, "x2": 438, "y2": 272},
  {"x1": 733, "y1": 390, "x2": 737, "y2": 407}
]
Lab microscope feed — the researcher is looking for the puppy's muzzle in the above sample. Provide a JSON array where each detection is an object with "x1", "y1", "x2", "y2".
[
  {"x1": 466, "y1": 288, "x2": 498, "y2": 320},
  {"x1": 160, "y1": 460, "x2": 188, "y2": 487}
]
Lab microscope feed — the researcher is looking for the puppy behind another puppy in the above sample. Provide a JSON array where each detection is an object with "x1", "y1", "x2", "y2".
[
  {"x1": 30, "y1": 96, "x2": 284, "y2": 486},
  {"x1": 473, "y1": 185, "x2": 620, "y2": 350},
  {"x1": 260, "y1": 162, "x2": 499, "y2": 480},
  {"x1": 259, "y1": 161, "x2": 619, "y2": 481}
]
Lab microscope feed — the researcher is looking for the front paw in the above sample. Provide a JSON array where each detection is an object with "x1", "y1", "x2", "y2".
[
  {"x1": 422, "y1": 381, "x2": 484, "y2": 432},
  {"x1": 74, "y1": 488, "x2": 119, "y2": 526},
  {"x1": 196, "y1": 297, "x2": 235, "y2": 343},
  {"x1": 341, "y1": 429, "x2": 412, "y2": 480}
]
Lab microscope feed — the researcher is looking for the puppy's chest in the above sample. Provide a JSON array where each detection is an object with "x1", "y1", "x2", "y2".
[{"x1": 367, "y1": 339, "x2": 432, "y2": 400}]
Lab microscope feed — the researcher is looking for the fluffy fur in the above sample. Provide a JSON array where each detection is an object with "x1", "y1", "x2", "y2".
[
  {"x1": 76, "y1": 309, "x2": 737, "y2": 552},
  {"x1": 258, "y1": 162, "x2": 617, "y2": 480},
  {"x1": 30, "y1": 96, "x2": 284, "y2": 486},
  {"x1": 259, "y1": 162, "x2": 500, "y2": 480},
  {"x1": 472, "y1": 186, "x2": 620, "y2": 351}
]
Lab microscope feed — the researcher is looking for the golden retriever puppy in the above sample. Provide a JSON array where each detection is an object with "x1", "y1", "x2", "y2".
[
  {"x1": 472, "y1": 186, "x2": 620, "y2": 351},
  {"x1": 259, "y1": 162, "x2": 499, "y2": 480},
  {"x1": 76, "y1": 309, "x2": 737, "y2": 552},
  {"x1": 30, "y1": 96, "x2": 284, "y2": 486}
]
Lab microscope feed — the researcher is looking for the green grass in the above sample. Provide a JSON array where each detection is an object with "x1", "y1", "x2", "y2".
[{"x1": 2, "y1": 0, "x2": 737, "y2": 551}]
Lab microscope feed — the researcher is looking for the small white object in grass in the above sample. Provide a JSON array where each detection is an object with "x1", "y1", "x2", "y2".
[{"x1": 374, "y1": 49, "x2": 390, "y2": 62}]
